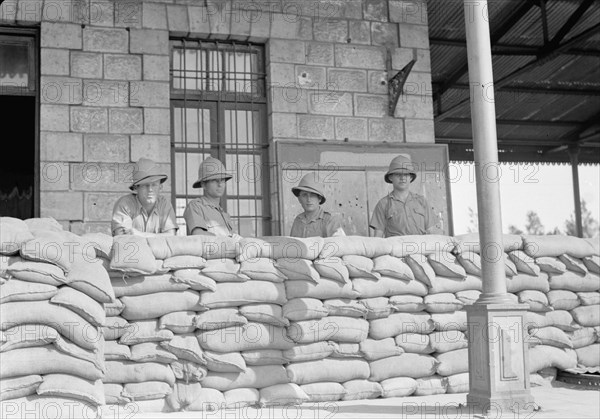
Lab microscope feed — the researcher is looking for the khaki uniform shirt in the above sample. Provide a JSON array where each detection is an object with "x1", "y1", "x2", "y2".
[
  {"x1": 184, "y1": 196, "x2": 233, "y2": 236},
  {"x1": 112, "y1": 194, "x2": 178, "y2": 236},
  {"x1": 290, "y1": 208, "x2": 344, "y2": 238},
  {"x1": 370, "y1": 192, "x2": 437, "y2": 237}
]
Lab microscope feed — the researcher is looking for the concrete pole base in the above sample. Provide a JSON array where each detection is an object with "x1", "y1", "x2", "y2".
[{"x1": 466, "y1": 303, "x2": 534, "y2": 415}]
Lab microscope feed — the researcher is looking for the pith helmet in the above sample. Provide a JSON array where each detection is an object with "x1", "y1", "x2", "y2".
[
  {"x1": 193, "y1": 157, "x2": 233, "y2": 189},
  {"x1": 384, "y1": 154, "x2": 417, "y2": 183},
  {"x1": 292, "y1": 173, "x2": 326, "y2": 204},
  {"x1": 130, "y1": 158, "x2": 168, "y2": 191}
]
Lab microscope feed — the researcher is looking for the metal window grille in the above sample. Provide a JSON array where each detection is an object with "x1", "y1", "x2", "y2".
[{"x1": 170, "y1": 39, "x2": 269, "y2": 237}]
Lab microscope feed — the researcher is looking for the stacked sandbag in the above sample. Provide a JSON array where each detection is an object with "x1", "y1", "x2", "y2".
[
  {"x1": 0, "y1": 217, "x2": 110, "y2": 415},
  {"x1": 103, "y1": 235, "x2": 205, "y2": 413}
]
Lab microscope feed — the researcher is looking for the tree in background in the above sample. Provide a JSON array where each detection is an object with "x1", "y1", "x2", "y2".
[
  {"x1": 565, "y1": 200, "x2": 599, "y2": 238},
  {"x1": 467, "y1": 207, "x2": 478, "y2": 233},
  {"x1": 525, "y1": 211, "x2": 545, "y2": 235}
]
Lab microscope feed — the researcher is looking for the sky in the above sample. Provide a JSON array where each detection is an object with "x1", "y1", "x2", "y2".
[{"x1": 451, "y1": 162, "x2": 600, "y2": 236}]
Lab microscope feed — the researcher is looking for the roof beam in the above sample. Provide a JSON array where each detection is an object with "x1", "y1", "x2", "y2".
[
  {"x1": 440, "y1": 117, "x2": 582, "y2": 128},
  {"x1": 436, "y1": 22, "x2": 600, "y2": 121},
  {"x1": 438, "y1": 82, "x2": 600, "y2": 96},
  {"x1": 547, "y1": 0, "x2": 594, "y2": 47},
  {"x1": 430, "y1": 38, "x2": 600, "y2": 56},
  {"x1": 433, "y1": 0, "x2": 536, "y2": 102},
  {"x1": 437, "y1": 137, "x2": 600, "y2": 147}
]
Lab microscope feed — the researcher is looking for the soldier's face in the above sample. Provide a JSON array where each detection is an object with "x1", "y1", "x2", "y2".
[
  {"x1": 298, "y1": 191, "x2": 321, "y2": 213},
  {"x1": 136, "y1": 181, "x2": 162, "y2": 206},
  {"x1": 390, "y1": 173, "x2": 412, "y2": 191},
  {"x1": 203, "y1": 179, "x2": 227, "y2": 198}
]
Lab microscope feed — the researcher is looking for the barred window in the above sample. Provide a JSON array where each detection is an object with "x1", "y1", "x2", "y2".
[{"x1": 170, "y1": 40, "x2": 269, "y2": 237}]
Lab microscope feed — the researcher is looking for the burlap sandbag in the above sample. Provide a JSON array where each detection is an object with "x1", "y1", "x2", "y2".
[
  {"x1": 162, "y1": 255, "x2": 206, "y2": 270},
  {"x1": 0, "y1": 346, "x2": 103, "y2": 381},
  {"x1": 238, "y1": 236, "x2": 323, "y2": 261},
  {"x1": 286, "y1": 358, "x2": 370, "y2": 385},
  {"x1": 369, "y1": 354, "x2": 438, "y2": 381},
  {"x1": 110, "y1": 235, "x2": 157, "y2": 275},
  {"x1": 20, "y1": 231, "x2": 79, "y2": 273},
  {"x1": 518, "y1": 290, "x2": 552, "y2": 312},
  {"x1": 275, "y1": 258, "x2": 319, "y2": 282},
  {"x1": 283, "y1": 341, "x2": 335, "y2": 363},
  {"x1": 454, "y1": 233, "x2": 522, "y2": 254},
  {"x1": 287, "y1": 317, "x2": 369, "y2": 344},
  {"x1": 369, "y1": 312, "x2": 434, "y2": 339},
  {"x1": 446, "y1": 372, "x2": 469, "y2": 394},
  {"x1": 104, "y1": 383, "x2": 129, "y2": 405},
  {"x1": 567, "y1": 328, "x2": 598, "y2": 349},
  {"x1": 324, "y1": 299, "x2": 369, "y2": 318},
  {"x1": 578, "y1": 291, "x2": 600, "y2": 306},
  {"x1": 121, "y1": 290, "x2": 203, "y2": 320},
  {"x1": 427, "y1": 252, "x2": 467, "y2": 279},
  {"x1": 158, "y1": 311, "x2": 197, "y2": 334},
  {"x1": 388, "y1": 295, "x2": 425, "y2": 312},
  {"x1": 202, "y1": 365, "x2": 289, "y2": 391},
  {"x1": 530, "y1": 326, "x2": 572, "y2": 349},
  {"x1": 380, "y1": 377, "x2": 417, "y2": 398},
  {"x1": 575, "y1": 343, "x2": 600, "y2": 369},
  {"x1": 352, "y1": 276, "x2": 428, "y2": 299},
  {"x1": 429, "y1": 274, "x2": 483, "y2": 294},
  {"x1": 583, "y1": 256, "x2": 600, "y2": 275},
  {"x1": 260, "y1": 383, "x2": 309, "y2": 406},
  {"x1": 0, "y1": 301, "x2": 101, "y2": 351},
  {"x1": 197, "y1": 323, "x2": 294, "y2": 352},
  {"x1": 313, "y1": 257, "x2": 350, "y2": 283},
  {"x1": 395, "y1": 333, "x2": 432, "y2": 354},
  {"x1": 431, "y1": 311, "x2": 468, "y2": 332},
  {"x1": 549, "y1": 272, "x2": 599, "y2": 292},
  {"x1": 130, "y1": 342, "x2": 178, "y2": 364},
  {"x1": 435, "y1": 348, "x2": 469, "y2": 376},
  {"x1": 3, "y1": 395, "x2": 99, "y2": 418},
  {"x1": 194, "y1": 308, "x2": 247, "y2": 331},
  {"x1": 186, "y1": 388, "x2": 227, "y2": 411},
  {"x1": 558, "y1": 254, "x2": 588, "y2": 275},
  {"x1": 286, "y1": 278, "x2": 358, "y2": 300},
  {"x1": 160, "y1": 333, "x2": 205, "y2": 364},
  {"x1": 123, "y1": 381, "x2": 172, "y2": 401},
  {"x1": 241, "y1": 349, "x2": 287, "y2": 366},
  {"x1": 389, "y1": 235, "x2": 456, "y2": 257},
  {"x1": 240, "y1": 303, "x2": 289, "y2": 327},
  {"x1": 102, "y1": 316, "x2": 129, "y2": 341},
  {"x1": 148, "y1": 235, "x2": 238, "y2": 260},
  {"x1": 342, "y1": 255, "x2": 379, "y2": 279},
  {"x1": 360, "y1": 297, "x2": 393, "y2": 319},
  {"x1": 166, "y1": 381, "x2": 201, "y2": 411},
  {"x1": 528, "y1": 345, "x2": 577, "y2": 373},
  {"x1": 204, "y1": 350, "x2": 246, "y2": 373},
  {"x1": 341, "y1": 380, "x2": 382, "y2": 401},
  {"x1": 0, "y1": 217, "x2": 34, "y2": 255},
  {"x1": 239, "y1": 258, "x2": 286, "y2": 282},
  {"x1": 202, "y1": 259, "x2": 249, "y2": 282},
  {"x1": 223, "y1": 388, "x2": 260, "y2": 408},
  {"x1": 332, "y1": 342, "x2": 361, "y2": 358},
  {"x1": 170, "y1": 360, "x2": 207, "y2": 382},
  {"x1": 300, "y1": 382, "x2": 346, "y2": 402},
  {"x1": 428, "y1": 330, "x2": 468, "y2": 353},
  {"x1": 7, "y1": 259, "x2": 67, "y2": 285},
  {"x1": 571, "y1": 305, "x2": 600, "y2": 327},
  {"x1": 112, "y1": 274, "x2": 190, "y2": 297},
  {"x1": 50, "y1": 286, "x2": 106, "y2": 327},
  {"x1": 414, "y1": 375, "x2": 447, "y2": 396},
  {"x1": 67, "y1": 258, "x2": 115, "y2": 303},
  {"x1": 404, "y1": 254, "x2": 435, "y2": 286},
  {"x1": 507, "y1": 272, "x2": 550, "y2": 294},
  {"x1": 320, "y1": 236, "x2": 392, "y2": 258},
  {"x1": 523, "y1": 235, "x2": 596, "y2": 259},
  {"x1": 535, "y1": 257, "x2": 567, "y2": 274},
  {"x1": 104, "y1": 340, "x2": 131, "y2": 361},
  {"x1": 547, "y1": 290, "x2": 580, "y2": 311},
  {"x1": 0, "y1": 375, "x2": 42, "y2": 401},
  {"x1": 455, "y1": 251, "x2": 482, "y2": 276},
  {"x1": 360, "y1": 338, "x2": 403, "y2": 361},
  {"x1": 119, "y1": 319, "x2": 174, "y2": 345},
  {"x1": 104, "y1": 360, "x2": 175, "y2": 385},
  {"x1": 37, "y1": 374, "x2": 105, "y2": 406},
  {"x1": 424, "y1": 293, "x2": 464, "y2": 313},
  {"x1": 508, "y1": 250, "x2": 540, "y2": 276},
  {"x1": 373, "y1": 255, "x2": 415, "y2": 281},
  {"x1": 0, "y1": 279, "x2": 57, "y2": 304},
  {"x1": 200, "y1": 281, "x2": 286, "y2": 308},
  {"x1": 282, "y1": 298, "x2": 329, "y2": 322}
]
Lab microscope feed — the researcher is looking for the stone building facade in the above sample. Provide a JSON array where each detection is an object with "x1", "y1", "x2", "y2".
[{"x1": 0, "y1": 0, "x2": 434, "y2": 235}]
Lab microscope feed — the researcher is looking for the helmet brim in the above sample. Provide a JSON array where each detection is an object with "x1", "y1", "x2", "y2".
[
  {"x1": 130, "y1": 175, "x2": 168, "y2": 191},
  {"x1": 193, "y1": 173, "x2": 233, "y2": 189},
  {"x1": 292, "y1": 186, "x2": 326, "y2": 204},
  {"x1": 384, "y1": 170, "x2": 417, "y2": 184}
]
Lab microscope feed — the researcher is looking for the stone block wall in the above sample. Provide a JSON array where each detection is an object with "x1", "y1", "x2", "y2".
[{"x1": 0, "y1": 0, "x2": 434, "y2": 234}]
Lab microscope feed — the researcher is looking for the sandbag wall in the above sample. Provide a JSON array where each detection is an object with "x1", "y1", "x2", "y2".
[
  {"x1": 0, "y1": 217, "x2": 115, "y2": 417},
  {"x1": 104, "y1": 233, "x2": 599, "y2": 409}
]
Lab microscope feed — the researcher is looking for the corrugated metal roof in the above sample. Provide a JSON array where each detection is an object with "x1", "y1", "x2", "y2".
[{"x1": 429, "y1": 0, "x2": 600, "y2": 163}]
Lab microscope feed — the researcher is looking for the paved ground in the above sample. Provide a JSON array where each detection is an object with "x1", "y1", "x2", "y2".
[{"x1": 103, "y1": 380, "x2": 599, "y2": 419}]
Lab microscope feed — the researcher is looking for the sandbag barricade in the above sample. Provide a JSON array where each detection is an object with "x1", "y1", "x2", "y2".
[
  {"x1": 3, "y1": 224, "x2": 599, "y2": 414},
  {"x1": 0, "y1": 217, "x2": 112, "y2": 417}
]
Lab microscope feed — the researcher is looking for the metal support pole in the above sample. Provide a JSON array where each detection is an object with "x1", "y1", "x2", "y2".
[
  {"x1": 464, "y1": 0, "x2": 511, "y2": 304},
  {"x1": 464, "y1": 1, "x2": 534, "y2": 413},
  {"x1": 569, "y1": 145, "x2": 583, "y2": 237}
]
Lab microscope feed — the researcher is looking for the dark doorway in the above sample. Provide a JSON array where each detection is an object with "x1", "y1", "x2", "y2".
[
  {"x1": 0, "y1": 29, "x2": 38, "y2": 219},
  {"x1": 0, "y1": 95, "x2": 36, "y2": 218}
]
